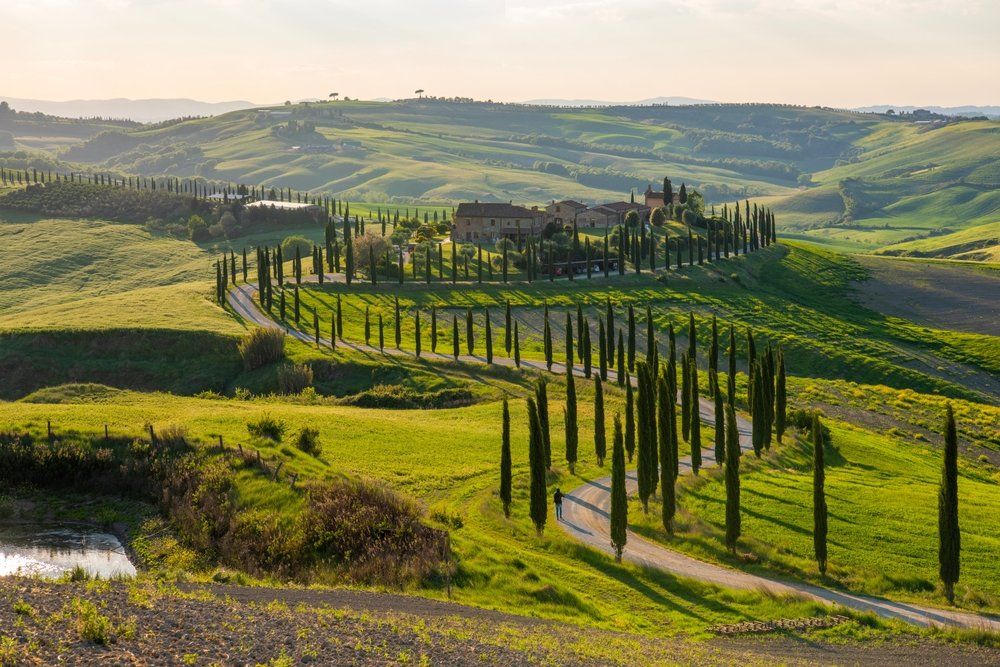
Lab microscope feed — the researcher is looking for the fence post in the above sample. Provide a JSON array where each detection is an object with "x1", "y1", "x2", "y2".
[
  {"x1": 273, "y1": 461, "x2": 283, "y2": 481},
  {"x1": 104, "y1": 424, "x2": 109, "y2": 441},
  {"x1": 47, "y1": 420, "x2": 53, "y2": 443}
]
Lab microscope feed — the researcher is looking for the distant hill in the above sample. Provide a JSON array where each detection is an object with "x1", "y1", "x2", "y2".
[
  {"x1": 0, "y1": 97, "x2": 260, "y2": 122},
  {"x1": 852, "y1": 104, "x2": 1000, "y2": 119},
  {"x1": 524, "y1": 96, "x2": 717, "y2": 107}
]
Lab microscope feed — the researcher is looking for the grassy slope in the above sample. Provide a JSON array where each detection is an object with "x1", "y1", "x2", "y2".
[
  {"x1": 874, "y1": 221, "x2": 1000, "y2": 261},
  {"x1": 771, "y1": 121, "x2": 1000, "y2": 253}
]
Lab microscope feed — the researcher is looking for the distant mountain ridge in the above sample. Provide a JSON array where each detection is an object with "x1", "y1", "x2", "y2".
[{"x1": 0, "y1": 97, "x2": 261, "y2": 122}]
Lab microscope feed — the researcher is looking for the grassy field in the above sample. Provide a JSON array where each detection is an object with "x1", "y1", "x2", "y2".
[{"x1": 874, "y1": 221, "x2": 1000, "y2": 261}]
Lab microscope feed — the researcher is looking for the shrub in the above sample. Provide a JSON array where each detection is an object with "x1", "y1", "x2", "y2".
[
  {"x1": 246, "y1": 414, "x2": 286, "y2": 441},
  {"x1": 156, "y1": 423, "x2": 189, "y2": 448},
  {"x1": 70, "y1": 598, "x2": 115, "y2": 644},
  {"x1": 352, "y1": 231, "x2": 390, "y2": 274},
  {"x1": 237, "y1": 328, "x2": 285, "y2": 370},
  {"x1": 294, "y1": 427, "x2": 321, "y2": 456},
  {"x1": 277, "y1": 363, "x2": 313, "y2": 394},
  {"x1": 300, "y1": 477, "x2": 446, "y2": 585},
  {"x1": 280, "y1": 235, "x2": 313, "y2": 259},
  {"x1": 187, "y1": 214, "x2": 209, "y2": 241},
  {"x1": 338, "y1": 384, "x2": 474, "y2": 409}
]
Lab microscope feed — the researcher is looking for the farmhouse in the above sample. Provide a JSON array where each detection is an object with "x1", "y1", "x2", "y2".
[
  {"x1": 643, "y1": 185, "x2": 680, "y2": 209},
  {"x1": 576, "y1": 201, "x2": 650, "y2": 228},
  {"x1": 545, "y1": 199, "x2": 587, "y2": 227},
  {"x1": 452, "y1": 201, "x2": 544, "y2": 242}
]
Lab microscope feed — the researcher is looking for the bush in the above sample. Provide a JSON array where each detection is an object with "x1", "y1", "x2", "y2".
[
  {"x1": 280, "y1": 235, "x2": 313, "y2": 260},
  {"x1": 294, "y1": 427, "x2": 321, "y2": 456},
  {"x1": 237, "y1": 328, "x2": 285, "y2": 371},
  {"x1": 277, "y1": 363, "x2": 313, "y2": 394},
  {"x1": 187, "y1": 214, "x2": 209, "y2": 241},
  {"x1": 352, "y1": 231, "x2": 390, "y2": 274},
  {"x1": 246, "y1": 414, "x2": 286, "y2": 441},
  {"x1": 338, "y1": 384, "x2": 474, "y2": 409},
  {"x1": 789, "y1": 408, "x2": 831, "y2": 444}
]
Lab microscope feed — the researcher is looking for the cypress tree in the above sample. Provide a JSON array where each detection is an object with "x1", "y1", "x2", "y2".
[
  {"x1": 576, "y1": 303, "x2": 584, "y2": 360},
  {"x1": 543, "y1": 304, "x2": 553, "y2": 370},
  {"x1": 625, "y1": 374, "x2": 635, "y2": 462},
  {"x1": 242, "y1": 248, "x2": 248, "y2": 282},
  {"x1": 689, "y1": 357, "x2": 702, "y2": 475},
  {"x1": 681, "y1": 352, "x2": 690, "y2": 441},
  {"x1": 294, "y1": 286, "x2": 301, "y2": 323},
  {"x1": 658, "y1": 372, "x2": 676, "y2": 533},
  {"x1": 582, "y1": 321, "x2": 592, "y2": 379},
  {"x1": 645, "y1": 305, "x2": 656, "y2": 367},
  {"x1": 610, "y1": 413, "x2": 628, "y2": 561},
  {"x1": 313, "y1": 310, "x2": 320, "y2": 345},
  {"x1": 939, "y1": 404, "x2": 960, "y2": 604},
  {"x1": 452, "y1": 315, "x2": 459, "y2": 360},
  {"x1": 667, "y1": 324, "x2": 677, "y2": 399},
  {"x1": 330, "y1": 310, "x2": 336, "y2": 349},
  {"x1": 451, "y1": 241, "x2": 457, "y2": 284},
  {"x1": 594, "y1": 377, "x2": 606, "y2": 466},
  {"x1": 775, "y1": 349, "x2": 787, "y2": 443},
  {"x1": 378, "y1": 313, "x2": 384, "y2": 351},
  {"x1": 598, "y1": 320, "x2": 608, "y2": 381},
  {"x1": 728, "y1": 324, "x2": 737, "y2": 404},
  {"x1": 536, "y1": 379, "x2": 551, "y2": 470},
  {"x1": 485, "y1": 308, "x2": 493, "y2": 364},
  {"x1": 513, "y1": 321, "x2": 521, "y2": 368},
  {"x1": 364, "y1": 306, "x2": 371, "y2": 346},
  {"x1": 751, "y1": 366, "x2": 765, "y2": 457},
  {"x1": 565, "y1": 311, "x2": 574, "y2": 374},
  {"x1": 724, "y1": 403, "x2": 741, "y2": 553},
  {"x1": 709, "y1": 315, "x2": 718, "y2": 396},
  {"x1": 415, "y1": 312, "x2": 422, "y2": 357},
  {"x1": 394, "y1": 297, "x2": 401, "y2": 348},
  {"x1": 504, "y1": 300, "x2": 512, "y2": 354},
  {"x1": 278, "y1": 289, "x2": 286, "y2": 320},
  {"x1": 431, "y1": 305, "x2": 438, "y2": 353},
  {"x1": 616, "y1": 330, "x2": 625, "y2": 387},
  {"x1": 606, "y1": 297, "x2": 615, "y2": 364},
  {"x1": 813, "y1": 412, "x2": 828, "y2": 576},
  {"x1": 627, "y1": 304, "x2": 636, "y2": 372},
  {"x1": 714, "y1": 373, "x2": 726, "y2": 464},
  {"x1": 466, "y1": 307, "x2": 474, "y2": 355},
  {"x1": 565, "y1": 373, "x2": 578, "y2": 473},
  {"x1": 636, "y1": 363, "x2": 655, "y2": 512},
  {"x1": 336, "y1": 295, "x2": 343, "y2": 339},
  {"x1": 527, "y1": 397, "x2": 547, "y2": 536},
  {"x1": 500, "y1": 397, "x2": 512, "y2": 518}
]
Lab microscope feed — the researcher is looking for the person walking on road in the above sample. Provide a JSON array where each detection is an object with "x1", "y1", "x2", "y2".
[{"x1": 554, "y1": 488, "x2": 564, "y2": 520}]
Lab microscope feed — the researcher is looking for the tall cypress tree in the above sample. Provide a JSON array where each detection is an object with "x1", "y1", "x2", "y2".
[
  {"x1": 485, "y1": 308, "x2": 493, "y2": 364},
  {"x1": 627, "y1": 304, "x2": 636, "y2": 372},
  {"x1": 394, "y1": 297, "x2": 401, "y2": 348},
  {"x1": 564, "y1": 310, "x2": 574, "y2": 374},
  {"x1": 616, "y1": 330, "x2": 625, "y2": 387},
  {"x1": 565, "y1": 373, "x2": 578, "y2": 473},
  {"x1": 415, "y1": 312, "x2": 421, "y2": 357},
  {"x1": 594, "y1": 377, "x2": 606, "y2": 465},
  {"x1": 658, "y1": 372, "x2": 676, "y2": 533},
  {"x1": 724, "y1": 403, "x2": 741, "y2": 554},
  {"x1": 527, "y1": 397, "x2": 547, "y2": 536},
  {"x1": 610, "y1": 413, "x2": 628, "y2": 561},
  {"x1": 625, "y1": 374, "x2": 635, "y2": 462},
  {"x1": 636, "y1": 362, "x2": 655, "y2": 512},
  {"x1": 500, "y1": 397, "x2": 512, "y2": 518},
  {"x1": 364, "y1": 306, "x2": 371, "y2": 346},
  {"x1": 430, "y1": 305, "x2": 438, "y2": 353},
  {"x1": 728, "y1": 324, "x2": 737, "y2": 404},
  {"x1": 709, "y1": 315, "x2": 718, "y2": 397},
  {"x1": 466, "y1": 307, "x2": 474, "y2": 355},
  {"x1": 680, "y1": 351, "x2": 690, "y2": 442},
  {"x1": 751, "y1": 366, "x2": 765, "y2": 457},
  {"x1": 598, "y1": 320, "x2": 608, "y2": 381},
  {"x1": 813, "y1": 412, "x2": 828, "y2": 576},
  {"x1": 513, "y1": 320, "x2": 521, "y2": 368},
  {"x1": 689, "y1": 356, "x2": 702, "y2": 475},
  {"x1": 336, "y1": 295, "x2": 343, "y2": 339},
  {"x1": 536, "y1": 379, "x2": 551, "y2": 470},
  {"x1": 606, "y1": 297, "x2": 615, "y2": 364},
  {"x1": 939, "y1": 404, "x2": 960, "y2": 604},
  {"x1": 714, "y1": 373, "x2": 726, "y2": 464},
  {"x1": 543, "y1": 304, "x2": 553, "y2": 370},
  {"x1": 452, "y1": 314, "x2": 459, "y2": 360},
  {"x1": 294, "y1": 286, "x2": 301, "y2": 323},
  {"x1": 504, "y1": 300, "x2": 512, "y2": 354},
  {"x1": 775, "y1": 349, "x2": 787, "y2": 443},
  {"x1": 645, "y1": 305, "x2": 656, "y2": 367},
  {"x1": 378, "y1": 313, "x2": 385, "y2": 351},
  {"x1": 582, "y1": 321, "x2": 592, "y2": 379},
  {"x1": 576, "y1": 303, "x2": 584, "y2": 361}
]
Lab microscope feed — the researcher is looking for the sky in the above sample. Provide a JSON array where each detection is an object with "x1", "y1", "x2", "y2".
[{"x1": 2, "y1": 0, "x2": 998, "y2": 107}]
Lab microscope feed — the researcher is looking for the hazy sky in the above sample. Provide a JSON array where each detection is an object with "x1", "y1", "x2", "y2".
[{"x1": 3, "y1": 0, "x2": 998, "y2": 106}]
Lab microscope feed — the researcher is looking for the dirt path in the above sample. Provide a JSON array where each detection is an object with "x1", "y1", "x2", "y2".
[{"x1": 227, "y1": 284, "x2": 1000, "y2": 633}]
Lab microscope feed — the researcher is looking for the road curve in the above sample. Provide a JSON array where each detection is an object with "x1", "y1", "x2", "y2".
[{"x1": 226, "y1": 284, "x2": 1000, "y2": 632}]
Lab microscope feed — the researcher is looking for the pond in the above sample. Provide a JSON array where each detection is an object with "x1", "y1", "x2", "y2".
[{"x1": 0, "y1": 523, "x2": 137, "y2": 579}]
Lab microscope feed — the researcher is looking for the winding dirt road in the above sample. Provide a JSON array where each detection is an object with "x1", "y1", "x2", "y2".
[{"x1": 226, "y1": 283, "x2": 1000, "y2": 632}]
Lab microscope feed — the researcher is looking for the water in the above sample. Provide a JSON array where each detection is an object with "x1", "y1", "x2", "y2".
[{"x1": 0, "y1": 524, "x2": 137, "y2": 579}]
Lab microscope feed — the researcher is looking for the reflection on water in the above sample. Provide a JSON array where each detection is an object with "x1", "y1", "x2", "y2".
[{"x1": 0, "y1": 524, "x2": 136, "y2": 579}]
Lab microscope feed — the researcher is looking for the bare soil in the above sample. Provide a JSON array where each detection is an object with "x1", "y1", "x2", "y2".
[
  {"x1": 853, "y1": 256, "x2": 1000, "y2": 336},
  {"x1": 3, "y1": 578, "x2": 997, "y2": 665}
]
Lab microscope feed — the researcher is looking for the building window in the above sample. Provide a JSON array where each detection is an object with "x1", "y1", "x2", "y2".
[{"x1": 491, "y1": 219, "x2": 496, "y2": 226}]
